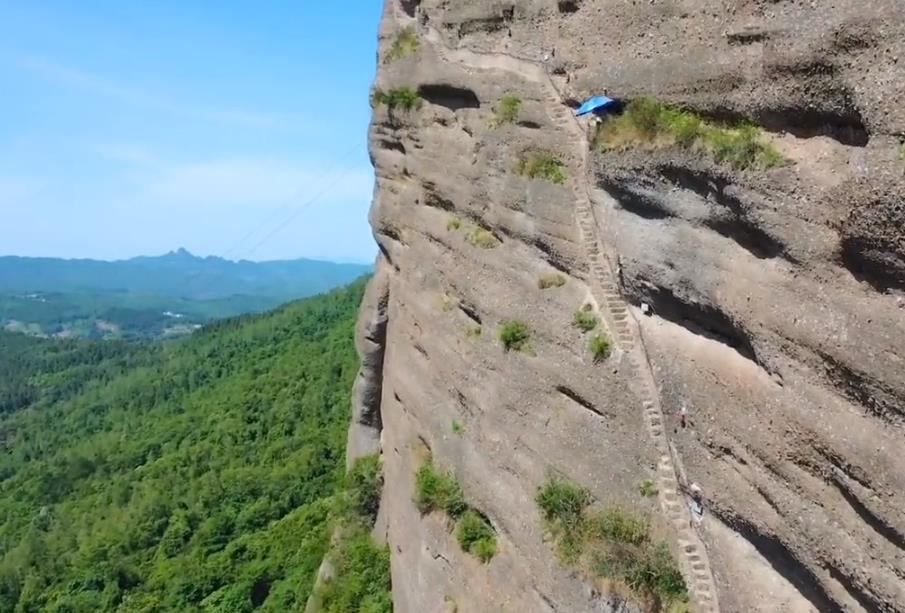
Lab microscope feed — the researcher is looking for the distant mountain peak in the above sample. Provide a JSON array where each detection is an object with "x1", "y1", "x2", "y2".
[{"x1": 168, "y1": 247, "x2": 195, "y2": 259}]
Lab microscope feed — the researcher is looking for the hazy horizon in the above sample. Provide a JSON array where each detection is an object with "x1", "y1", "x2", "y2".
[{"x1": 0, "y1": 246, "x2": 375, "y2": 265}]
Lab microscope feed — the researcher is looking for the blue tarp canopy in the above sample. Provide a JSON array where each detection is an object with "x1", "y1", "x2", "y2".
[{"x1": 575, "y1": 95, "x2": 617, "y2": 116}]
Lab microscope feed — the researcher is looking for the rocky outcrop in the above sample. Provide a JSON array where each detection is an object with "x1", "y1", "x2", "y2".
[
  {"x1": 362, "y1": 1, "x2": 905, "y2": 611},
  {"x1": 347, "y1": 256, "x2": 391, "y2": 467}
]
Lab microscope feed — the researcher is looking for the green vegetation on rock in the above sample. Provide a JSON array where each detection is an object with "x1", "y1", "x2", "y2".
[
  {"x1": 536, "y1": 476, "x2": 688, "y2": 609},
  {"x1": 385, "y1": 27, "x2": 419, "y2": 62},
  {"x1": 494, "y1": 94, "x2": 522, "y2": 126},
  {"x1": 465, "y1": 228, "x2": 500, "y2": 249},
  {"x1": 456, "y1": 510, "x2": 498, "y2": 563},
  {"x1": 589, "y1": 334, "x2": 612, "y2": 362},
  {"x1": 447, "y1": 217, "x2": 463, "y2": 231},
  {"x1": 596, "y1": 97, "x2": 786, "y2": 170},
  {"x1": 415, "y1": 458, "x2": 467, "y2": 518},
  {"x1": 538, "y1": 274, "x2": 567, "y2": 290},
  {"x1": 499, "y1": 320, "x2": 531, "y2": 353},
  {"x1": 573, "y1": 308, "x2": 599, "y2": 332},
  {"x1": 0, "y1": 281, "x2": 388, "y2": 612},
  {"x1": 313, "y1": 455, "x2": 392, "y2": 613},
  {"x1": 372, "y1": 87, "x2": 422, "y2": 112},
  {"x1": 414, "y1": 458, "x2": 497, "y2": 563},
  {"x1": 316, "y1": 533, "x2": 392, "y2": 613},
  {"x1": 639, "y1": 479, "x2": 659, "y2": 498},
  {"x1": 515, "y1": 152, "x2": 567, "y2": 184}
]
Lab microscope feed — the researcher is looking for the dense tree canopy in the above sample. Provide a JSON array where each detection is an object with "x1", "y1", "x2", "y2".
[{"x1": 0, "y1": 280, "x2": 370, "y2": 612}]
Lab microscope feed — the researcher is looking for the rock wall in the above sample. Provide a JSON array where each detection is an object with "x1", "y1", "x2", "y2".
[{"x1": 361, "y1": 2, "x2": 905, "y2": 611}]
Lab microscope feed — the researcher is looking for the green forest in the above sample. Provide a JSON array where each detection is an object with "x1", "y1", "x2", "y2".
[{"x1": 0, "y1": 279, "x2": 390, "y2": 612}]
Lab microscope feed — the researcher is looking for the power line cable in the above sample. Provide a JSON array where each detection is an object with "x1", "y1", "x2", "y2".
[
  {"x1": 219, "y1": 143, "x2": 363, "y2": 260},
  {"x1": 235, "y1": 159, "x2": 365, "y2": 261}
]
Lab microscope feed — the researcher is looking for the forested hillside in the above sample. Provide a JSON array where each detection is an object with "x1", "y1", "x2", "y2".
[{"x1": 0, "y1": 279, "x2": 389, "y2": 612}]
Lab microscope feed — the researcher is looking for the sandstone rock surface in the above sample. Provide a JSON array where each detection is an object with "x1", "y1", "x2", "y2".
[{"x1": 359, "y1": 2, "x2": 905, "y2": 611}]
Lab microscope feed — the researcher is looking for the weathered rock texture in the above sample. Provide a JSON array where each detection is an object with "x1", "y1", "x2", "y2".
[{"x1": 360, "y1": 1, "x2": 905, "y2": 611}]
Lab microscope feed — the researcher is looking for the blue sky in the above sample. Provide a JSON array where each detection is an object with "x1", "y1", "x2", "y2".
[{"x1": 0, "y1": 1, "x2": 383, "y2": 263}]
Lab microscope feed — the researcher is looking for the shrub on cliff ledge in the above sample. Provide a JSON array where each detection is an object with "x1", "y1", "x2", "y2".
[
  {"x1": 343, "y1": 454, "x2": 384, "y2": 524},
  {"x1": 515, "y1": 152, "x2": 567, "y2": 184},
  {"x1": 596, "y1": 97, "x2": 786, "y2": 170},
  {"x1": 573, "y1": 308, "x2": 599, "y2": 332},
  {"x1": 494, "y1": 94, "x2": 522, "y2": 126},
  {"x1": 535, "y1": 476, "x2": 688, "y2": 609},
  {"x1": 385, "y1": 27, "x2": 419, "y2": 62},
  {"x1": 316, "y1": 454, "x2": 392, "y2": 613},
  {"x1": 465, "y1": 227, "x2": 501, "y2": 249},
  {"x1": 536, "y1": 477, "x2": 592, "y2": 532},
  {"x1": 589, "y1": 334, "x2": 612, "y2": 362},
  {"x1": 415, "y1": 457, "x2": 466, "y2": 518},
  {"x1": 456, "y1": 510, "x2": 498, "y2": 562},
  {"x1": 415, "y1": 458, "x2": 498, "y2": 562},
  {"x1": 538, "y1": 274, "x2": 567, "y2": 290},
  {"x1": 372, "y1": 87, "x2": 422, "y2": 111},
  {"x1": 499, "y1": 320, "x2": 531, "y2": 352}
]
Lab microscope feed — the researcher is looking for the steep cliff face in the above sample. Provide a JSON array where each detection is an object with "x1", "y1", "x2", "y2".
[{"x1": 360, "y1": 2, "x2": 905, "y2": 611}]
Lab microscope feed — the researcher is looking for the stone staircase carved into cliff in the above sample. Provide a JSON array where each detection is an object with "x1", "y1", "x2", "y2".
[{"x1": 417, "y1": 20, "x2": 720, "y2": 613}]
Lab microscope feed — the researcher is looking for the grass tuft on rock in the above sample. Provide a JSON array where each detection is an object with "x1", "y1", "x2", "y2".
[
  {"x1": 465, "y1": 228, "x2": 501, "y2": 249},
  {"x1": 415, "y1": 457, "x2": 466, "y2": 518},
  {"x1": 499, "y1": 320, "x2": 531, "y2": 353},
  {"x1": 589, "y1": 334, "x2": 612, "y2": 362},
  {"x1": 494, "y1": 94, "x2": 522, "y2": 126},
  {"x1": 639, "y1": 479, "x2": 659, "y2": 498},
  {"x1": 538, "y1": 274, "x2": 567, "y2": 290},
  {"x1": 414, "y1": 458, "x2": 497, "y2": 562},
  {"x1": 372, "y1": 87, "x2": 422, "y2": 112},
  {"x1": 573, "y1": 309, "x2": 599, "y2": 332},
  {"x1": 536, "y1": 476, "x2": 688, "y2": 609},
  {"x1": 515, "y1": 152, "x2": 567, "y2": 184},
  {"x1": 451, "y1": 420, "x2": 465, "y2": 435},
  {"x1": 447, "y1": 217, "x2": 462, "y2": 231},
  {"x1": 596, "y1": 97, "x2": 786, "y2": 170},
  {"x1": 456, "y1": 510, "x2": 498, "y2": 563},
  {"x1": 537, "y1": 477, "x2": 593, "y2": 531},
  {"x1": 385, "y1": 27, "x2": 419, "y2": 62}
]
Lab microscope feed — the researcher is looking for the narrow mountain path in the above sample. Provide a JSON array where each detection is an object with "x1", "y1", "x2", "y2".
[{"x1": 420, "y1": 22, "x2": 722, "y2": 613}]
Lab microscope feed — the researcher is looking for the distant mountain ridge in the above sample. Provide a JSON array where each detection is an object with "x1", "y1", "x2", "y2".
[
  {"x1": 0, "y1": 250, "x2": 372, "y2": 339},
  {"x1": 0, "y1": 249, "x2": 372, "y2": 300}
]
